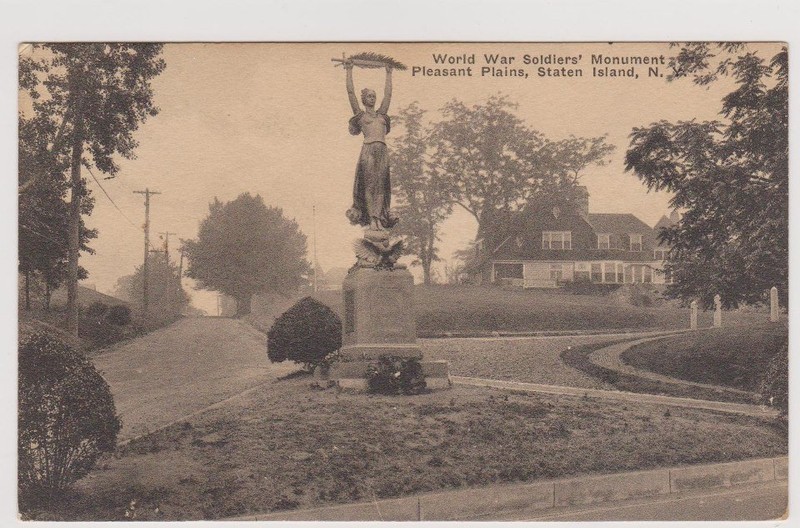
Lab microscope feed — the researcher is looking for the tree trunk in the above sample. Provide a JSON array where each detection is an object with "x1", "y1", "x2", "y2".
[
  {"x1": 24, "y1": 270, "x2": 31, "y2": 310},
  {"x1": 422, "y1": 262, "x2": 431, "y2": 285},
  {"x1": 421, "y1": 232, "x2": 435, "y2": 285},
  {"x1": 235, "y1": 294, "x2": 252, "y2": 317},
  {"x1": 45, "y1": 280, "x2": 52, "y2": 311},
  {"x1": 66, "y1": 92, "x2": 84, "y2": 337}
]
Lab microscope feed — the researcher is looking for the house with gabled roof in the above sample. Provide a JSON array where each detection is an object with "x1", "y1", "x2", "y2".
[{"x1": 471, "y1": 186, "x2": 678, "y2": 288}]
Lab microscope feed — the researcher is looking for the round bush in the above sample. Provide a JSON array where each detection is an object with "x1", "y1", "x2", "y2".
[
  {"x1": 18, "y1": 331, "x2": 121, "y2": 503},
  {"x1": 84, "y1": 301, "x2": 109, "y2": 317},
  {"x1": 267, "y1": 297, "x2": 342, "y2": 371},
  {"x1": 106, "y1": 305, "x2": 132, "y2": 326}
]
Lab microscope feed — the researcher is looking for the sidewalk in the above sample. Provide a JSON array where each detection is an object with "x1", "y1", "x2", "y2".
[{"x1": 225, "y1": 456, "x2": 787, "y2": 522}]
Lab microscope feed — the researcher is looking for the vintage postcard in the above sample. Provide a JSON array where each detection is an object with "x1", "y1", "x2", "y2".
[{"x1": 16, "y1": 42, "x2": 788, "y2": 522}]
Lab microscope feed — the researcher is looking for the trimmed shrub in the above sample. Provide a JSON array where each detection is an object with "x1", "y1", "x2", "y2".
[
  {"x1": 106, "y1": 305, "x2": 132, "y2": 326},
  {"x1": 18, "y1": 331, "x2": 121, "y2": 504},
  {"x1": 267, "y1": 297, "x2": 342, "y2": 371},
  {"x1": 84, "y1": 301, "x2": 109, "y2": 317},
  {"x1": 78, "y1": 312, "x2": 128, "y2": 349},
  {"x1": 366, "y1": 356, "x2": 426, "y2": 395},
  {"x1": 562, "y1": 279, "x2": 621, "y2": 296},
  {"x1": 759, "y1": 335, "x2": 788, "y2": 415}
]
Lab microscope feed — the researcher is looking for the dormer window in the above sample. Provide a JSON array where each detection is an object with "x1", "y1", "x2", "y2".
[
  {"x1": 542, "y1": 231, "x2": 572, "y2": 250},
  {"x1": 597, "y1": 234, "x2": 610, "y2": 250},
  {"x1": 629, "y1": 234, "x2": 643, "y2": 252},
  {"x1": 654, "y1": 248, "x2": 668, "y2": 260}
]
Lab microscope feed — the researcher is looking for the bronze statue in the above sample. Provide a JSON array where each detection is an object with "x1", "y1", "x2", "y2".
[
  {"x1": 343, "y1": 60, "x2": 397, "y2": 231},
  {"x1": 331, "y1": 53, "x2": 408, "y2": 269}
]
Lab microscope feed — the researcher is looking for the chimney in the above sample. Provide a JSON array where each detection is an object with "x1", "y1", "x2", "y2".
[
  {"x1": 575, "y1": 186, "x2": 589, "y2": 219},
  {"x1": 669, "y1": 209, "x2": 680, "y2": 223}
]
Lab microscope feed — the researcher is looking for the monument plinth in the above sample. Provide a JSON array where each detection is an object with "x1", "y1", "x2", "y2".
[
  {"x1": 323, "y1": 52, "x2": 450, "y2": 391},
  {"x1": 340, "y1": 267, "x2": 421, "y2": 359}
]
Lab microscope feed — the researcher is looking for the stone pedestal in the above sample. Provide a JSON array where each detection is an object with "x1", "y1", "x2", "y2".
[{"x1": 325, "y1": 266, "x2": 450, "y2": 391}]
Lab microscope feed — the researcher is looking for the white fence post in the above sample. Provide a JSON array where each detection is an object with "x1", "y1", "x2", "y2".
[
  {"x1": 713, "y1": 294, "x2": 722, "y2": 328},
  {"x1": 690, "y1": 300, "x2": 698, "y2": 330},
  {"x1": 770, "y1": 286, "x2": 779, "y2": 322}
]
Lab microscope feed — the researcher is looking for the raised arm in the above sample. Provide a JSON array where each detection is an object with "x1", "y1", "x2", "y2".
[
  {"x1": 345, "y1": 62, "x2": 361, "y2": 115},
  {"x1": 378, "y1": 65, "x2": 392, "y2": 114}
]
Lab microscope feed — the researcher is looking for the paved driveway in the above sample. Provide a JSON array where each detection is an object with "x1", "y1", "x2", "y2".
[{"x1": 92, "y1": 317, "x2": 295, "y2": 441}]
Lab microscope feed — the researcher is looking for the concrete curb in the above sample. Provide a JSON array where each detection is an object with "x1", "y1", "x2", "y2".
[
  {"x1": 419, "y1": 327, "x2": 685, "y2": 339},
  {"x1": 225, "y1": 456, "x2": 787, "y2": 521},
  {"x1": 452, "y1": 376, "x2": 778, "y2": 417}
]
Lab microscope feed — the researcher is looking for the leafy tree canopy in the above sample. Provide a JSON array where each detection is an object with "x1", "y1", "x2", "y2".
[
  {"x1": 429, "y1": 94, "x2": 614, "y2": 239},
  {"x1": 115, "y1": 252, "x2": 189, "y2": 321},
  {"x1": 625, "y1": 44, "x2": 787, "y2": 308},
  {"x1": 184, "y1": 193, "x2": 310, "y2": 317},
  {"x1": 391, "y1": 102, "x2": 453, "y2": 285},
  {"x1": 19, "y1": 43, "x2": 165, "y2": 333}
]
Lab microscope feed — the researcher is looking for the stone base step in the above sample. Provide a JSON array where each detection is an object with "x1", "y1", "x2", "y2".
[{"x1": 339, "y1": 343, "x2": 423, "y2": 361}]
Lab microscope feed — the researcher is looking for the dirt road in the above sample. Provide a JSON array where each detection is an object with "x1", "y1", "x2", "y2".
[{"x1": 92, "y1": 317, "x2": 295, "y2": 441}]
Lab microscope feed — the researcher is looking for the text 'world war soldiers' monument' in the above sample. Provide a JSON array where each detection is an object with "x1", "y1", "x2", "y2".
[{"x1": 325, "y1": 52, "x2": 450, "y2": 390}]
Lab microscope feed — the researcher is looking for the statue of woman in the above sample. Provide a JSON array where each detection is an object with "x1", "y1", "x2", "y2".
[{"x1": 344, "y1": 61, "x2": 397, "y2": 231}]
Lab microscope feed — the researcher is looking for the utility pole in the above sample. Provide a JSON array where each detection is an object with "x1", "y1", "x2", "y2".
[
  {"x1": 159, "y1": 231, "x2": 176, "y2": 263},
  {"x1": 178, "y1": 245, "x2": 185, "y2": 283},
  {"x1": 133, "y1": 188, "x2": 161, "y2": 314},
  {"x1": 312, "y1": 204, "x2": 318, "y2": 293}
]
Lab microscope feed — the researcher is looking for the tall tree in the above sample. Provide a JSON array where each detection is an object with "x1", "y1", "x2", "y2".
[
  {"x1": 18, "y1": 114, "x2": 95, "y2": 310},
  {"x1": 625, "y1": 44, "x2": 788, "y2": 308},
  {"x1": 19, "y1": 44, "x2": 165, "y2": 334},
  {"x1": 184, "y1": 193, "x2": 310, "y2": 317},
  {"x1": 391, "y1": 103, "x2": 453, "y2": 285},
  {"x1": 116, "y1": 252, "x2": 189, "y2": 321},
  {"x1": 429, "y1": 95, "x2": 613, "y2": 240}
]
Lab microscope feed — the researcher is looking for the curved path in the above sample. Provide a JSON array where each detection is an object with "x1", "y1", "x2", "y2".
[
  {"x1": 452, "y1": 376, "x2": 776, "y2": 417},
  {"x1": 588, "y1": 334, "x2": 759, "y2": 400},
  {"x1": 92, "y1": 317, "x2": 295, "y2": 441}
]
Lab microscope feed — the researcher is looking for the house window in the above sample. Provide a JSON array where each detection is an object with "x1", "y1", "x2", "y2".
[
  {"x1": 629, "y1": 234, "x2": 643, "y2": 252},
  {"x1": 644, "y1": 266, "x2": 653, "y2": 283},
  {"x1": 542, "y1": 231, "x2": 572, "y2": 250},
  {"x1": 550, "y1": 263, "x2": 563, "y2": 281},
  {"x1": 591, "y1": 263, "x2": 602, "y2": 282},
  {"x1": 597, "y1": 234, "x2": 610, "y2": 250},
  {"x1": 616, "y1": 263, "x2": 624, "y2": 283},
  {"x1": 653, "y1": 248, "x2": 668, "y2": 260},
  {"x1": 603, "y1": 262, "x2": 616, "y2": 283}
]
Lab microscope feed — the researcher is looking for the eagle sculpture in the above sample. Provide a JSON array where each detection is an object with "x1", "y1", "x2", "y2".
[{"x1": 353, "y1": 236, "x2": 405, "y2": 270}]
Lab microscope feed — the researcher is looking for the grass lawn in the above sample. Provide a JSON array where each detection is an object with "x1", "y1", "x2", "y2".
[
  {"x1": 27, "y1": 376, "x2": 787, "y2": 521},
  {"x1": 621, "y1": 324, "x2": 788, "y2": 393},
  {"x1": 313, "y1": 285, "x2": 774, "y2": 335}
]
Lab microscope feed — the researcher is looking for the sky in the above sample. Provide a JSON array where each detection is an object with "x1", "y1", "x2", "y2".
[{"x1": 19, "y1": 42, "x2": 783, "y2": 313}]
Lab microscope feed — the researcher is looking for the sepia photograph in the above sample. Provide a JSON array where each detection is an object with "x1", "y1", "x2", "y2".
[{"x1": 14, "y1": 38, "x2": 789, "y2": 522}]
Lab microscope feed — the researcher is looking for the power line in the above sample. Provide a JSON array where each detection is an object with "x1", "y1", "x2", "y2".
[
  {"x1": 19, "y1": 222, "x2": 65, "y2": 248},
  {"x1": 83, "y1": 163, "x2": 141, "y2": 231}
]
